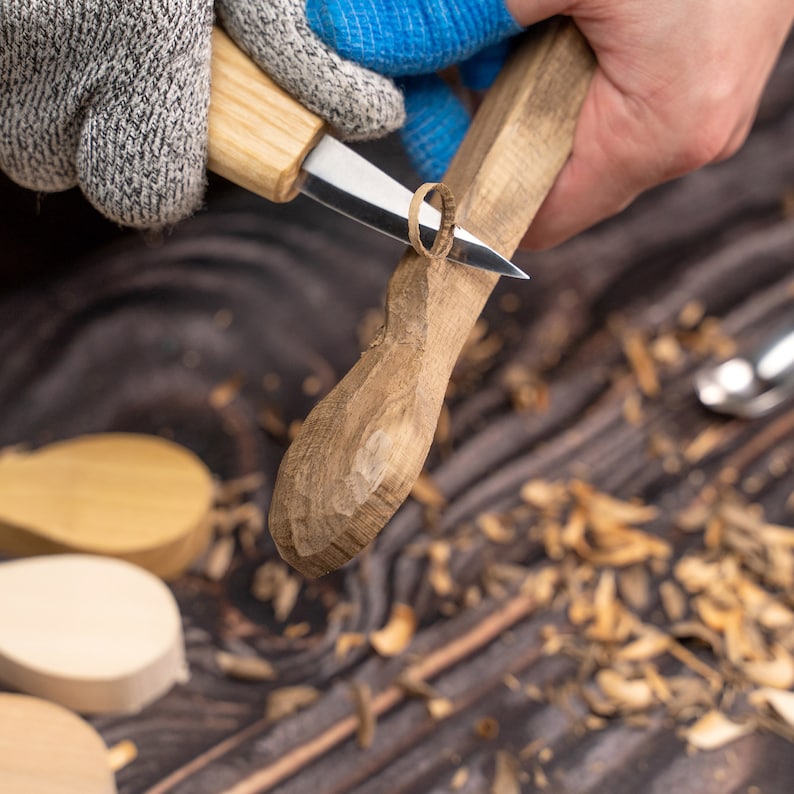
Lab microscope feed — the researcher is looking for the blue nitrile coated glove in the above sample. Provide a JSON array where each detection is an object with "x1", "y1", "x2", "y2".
[{"x1": 307, "y1": 0, "x2": 523, "y2": 180}]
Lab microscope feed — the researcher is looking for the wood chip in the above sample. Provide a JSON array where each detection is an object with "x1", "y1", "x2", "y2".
[
  {"x1": 411, "y1": 470, "x2": 447, "y2": 509},
  {"x1": 350, "y1": 681, "x2": 375, "y2": 749},
  {"x1": 622, "y1": 328, "x2": 660, "y2": 397},
  {"x1": 616, "y1": 629, "x2": 671, "y2": 662},
  {"x1": 618, "y1": 565, "x2": 651, "y2": 611},
  {"x1": 491, "y1": 750, "x2": 521, "y2": 794},
  {"x1": 396, "y1": 671, "x2": 438, "y2": 700},
  {"x1": 595, "y1": 669, "x2": 655, "y2": 712},
  {"x1": 251, "y1": 561, "x2": 301, "y2": 622},
  {"x1": 450, "y1": 767, "x2": 470, "y2": 791},
  {"x1": 214, "y1": 472, "x2": 266, "y2": 504},
  {"x1": 660, "y1": 580, "x2": 688, "y2": 622},
  {"x1": 209, "y1": 374, "x2": 245, "y2": 409},
  {"x1": 678, "y1": 300, "x2": 706, "y2": 329},
  {"x1": 106, "y1": 740, "x2": 138, "y2": 773},
  {"x1": 335, "y1": 632, "x2": 366, "y2": 660},
  {"x1": 749, "y1": 687, "x2": 794, "y2": 727},
  {"x1": 684, "y1": 710, "x2": 754, "y2": 751},
  {"x1": 623, "y1": 392, "x2": 644, "y2": 426},
  {"x1": 571, "y1": 480, "x2": 660, "y2": 525},
  {"x1": 742, "y1": 644, "x2": 794, "y2": 689},
  {"x1": 477, "y1": 512, "x2": 516, "y2": 544},
  {"x1": 520, "y1": 479, "x2": 566, "y2": 512},
  {"x1": 215, "y1": 650, "x2": 277, "y2": 682},
  {"x1": 427, "y1": 541, "x2": 455, "y2": 596},
  {"x1": 283, "y1": 622, "x2": 310, "y2": 639},
  {"x1": 684, "y1": 425, "x2": 728, "y2": 463},
  {"x1": 427, "y1": 697, "x2": 454, "y2": 720},
  {"x1": 265, "y1": 686, "x2": 320, "y2": 721},
  {"x1": 204, "y1": 536, "x2": 235, "y2": 581},
  {"x1": 370, "y1": 603, "x2": 417, "y2": 657}
]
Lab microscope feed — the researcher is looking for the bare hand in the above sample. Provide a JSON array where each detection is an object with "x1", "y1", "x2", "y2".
[{"x1": 507, "y1": 0, "x2": 794, "y2": 248}]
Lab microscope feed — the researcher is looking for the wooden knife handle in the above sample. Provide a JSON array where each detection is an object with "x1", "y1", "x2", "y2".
[
  {"x1": 208, "y1": 27, "x2": 325, "y2": 203},
  {"x1": 268, "y1": 19, "x2": 596, "y2": 577}
]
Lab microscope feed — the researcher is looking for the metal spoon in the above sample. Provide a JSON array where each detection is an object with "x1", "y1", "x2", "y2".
[{"x1": 694, "y1": 323, "x2": 794, "y2": 418}]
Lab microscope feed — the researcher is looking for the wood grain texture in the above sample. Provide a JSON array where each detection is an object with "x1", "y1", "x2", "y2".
[
  {"x1": 0, "y1": 556, "x2": 187, "y2": 714},
  {"x1": 0, "y1": 694, "x2": 116, "y2": 794},
  {"x1": 0, "y1": 29, "x2": 792, "y2": 794},
  {"x1": 0, "y1": 433, "x2": 214, "y2": 579},
  {"x1": 269, "y1": 20, "x2": 596, "y2": 577},
  {"x1": 208, "y1": 28, "x2": 325, "y2": 203}
]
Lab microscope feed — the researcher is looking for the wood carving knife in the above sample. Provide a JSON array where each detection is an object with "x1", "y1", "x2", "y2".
[{"x1": 207, "y1": 27, "x2": 528, "y2": 280}]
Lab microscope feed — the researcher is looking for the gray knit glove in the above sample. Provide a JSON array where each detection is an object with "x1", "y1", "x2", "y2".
[{"x1": 0, "y1": 1, "x2": 404, "y2": 229}]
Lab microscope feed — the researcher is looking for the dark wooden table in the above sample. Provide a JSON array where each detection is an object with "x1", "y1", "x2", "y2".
[{"x1": 1, "y1": 36, "x2": 793, "y2": 794}]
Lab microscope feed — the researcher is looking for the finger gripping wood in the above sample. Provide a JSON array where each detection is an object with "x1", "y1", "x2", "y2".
[{"x1": 269, "y1": 20, "x2": 596, "y2": 577}]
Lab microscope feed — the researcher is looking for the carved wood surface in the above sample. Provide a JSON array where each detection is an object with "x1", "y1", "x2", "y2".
[{"x1": 0, "y1": 35, "x2": 793, "y2": 794}]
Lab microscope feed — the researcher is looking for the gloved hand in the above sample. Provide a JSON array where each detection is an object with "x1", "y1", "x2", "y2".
[
  {"x1": 307, "y1": 0, "x2": 521, "y2": 181},
  {"x1": 0, "y1": 0, "x2": 404, "y2": 229},
  {"x1": 308, "y1": 0, "x2": 794, "y2": 249}
]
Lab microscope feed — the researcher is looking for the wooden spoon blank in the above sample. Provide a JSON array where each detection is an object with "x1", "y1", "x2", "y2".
[
  {"x1": 0, "y1": 554, "x2": 188, "y2": 714},
  {"x1": 0, "y1": 693, "x2": 117, "y2": 794},
  {"x1": 268, "y1": 20, "x2": 596, "y2": 577},
  {"x1": 0, "y1": 433, "x2": 214, "y2": 579}
]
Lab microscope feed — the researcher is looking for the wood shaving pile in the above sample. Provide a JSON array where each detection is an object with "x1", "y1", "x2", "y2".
[{"x1": 505, "y1": 477, "x2": 794, "y2": 751}]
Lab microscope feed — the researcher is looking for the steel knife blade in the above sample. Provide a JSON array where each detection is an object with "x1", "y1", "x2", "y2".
[
  {"x1": 208, "y1": 27, "x2": 528, "y2": 280},
  {"x1": 299, "y1": 136, "x2": 529, "y2": 280}
]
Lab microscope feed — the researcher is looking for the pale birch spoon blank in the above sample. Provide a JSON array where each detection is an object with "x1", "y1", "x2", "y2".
[
  {"x1": 268, "y1": 20, "x2": 597, "y2": 577},
  {"x1": 0, "y1": 693, "x2": 117, "y2": 794},
  {"x1": 0, "y1": 554, "x2": 188, "y2": 715},
  {"x1": 0, "y1": 433, "x2": 214, "y2": 579}
]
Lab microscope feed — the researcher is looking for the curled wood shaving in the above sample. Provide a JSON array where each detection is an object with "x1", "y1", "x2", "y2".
[
  {"x1": 370, "y1": 603, "x2": 417, "y2": 657},
  {"x1": 684, "y1": 710, "x2": 754, "y2": 751}
]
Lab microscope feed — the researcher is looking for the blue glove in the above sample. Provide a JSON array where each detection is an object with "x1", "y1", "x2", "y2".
[{"x1": 307, "y1": 0, "x2": 522, "y2": 179}]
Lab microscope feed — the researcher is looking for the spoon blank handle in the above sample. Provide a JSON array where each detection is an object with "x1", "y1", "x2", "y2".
[{"x1": 268, "y1": 20, "x2": 596, "y2": 577}]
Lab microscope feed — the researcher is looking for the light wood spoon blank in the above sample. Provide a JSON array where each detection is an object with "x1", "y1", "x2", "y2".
[
  {"x1": 268, "y1": 20, "x2": 597, "y2": 577},
  {"x1": 0, "y1": 554, "x2": 188, "y2": 714},
  {"x1": 0, "y1": 693, "x2": 117, "y2": 794},
  {"x1": 0, "y1": 433, "x2": 214, "y2": 579}
]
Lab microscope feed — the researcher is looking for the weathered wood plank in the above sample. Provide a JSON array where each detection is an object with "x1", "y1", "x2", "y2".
[{"x1": 0, "y1": 34, "x2": 792, "y2": 794}]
